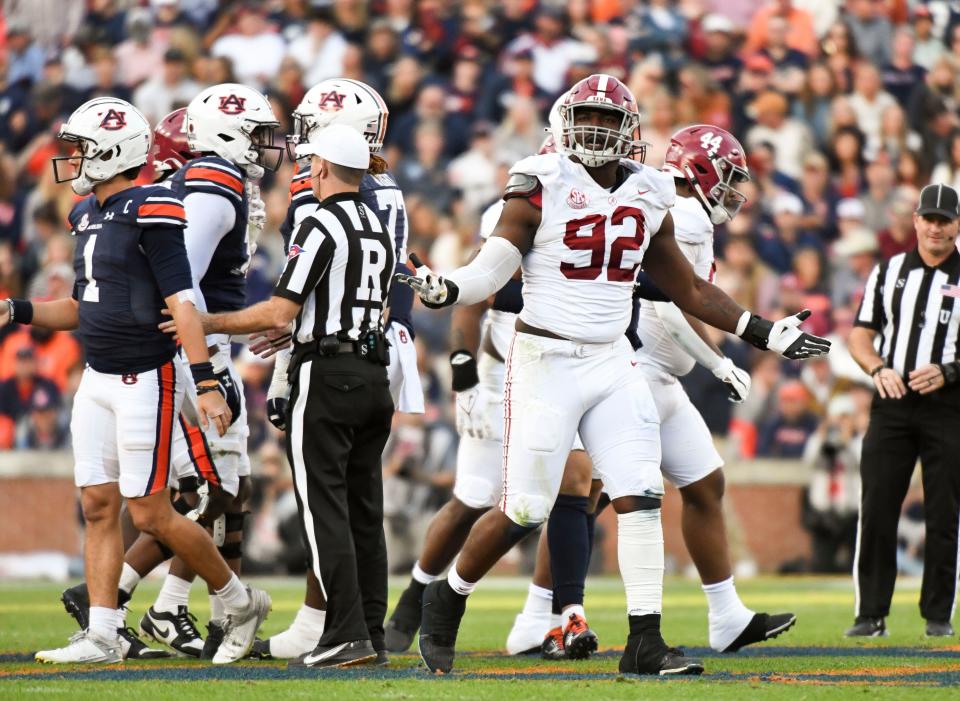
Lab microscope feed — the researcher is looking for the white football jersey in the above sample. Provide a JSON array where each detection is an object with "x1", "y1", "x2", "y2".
[
  {"x1": 634, "y1": 194, "x2": 716, "y2": 377},
  {"x1": 478, "y1": 199, "x2": 516, "y2": 359},
  {"x1": 513, "y1": 153, "x2": 675, "y2": 343}
]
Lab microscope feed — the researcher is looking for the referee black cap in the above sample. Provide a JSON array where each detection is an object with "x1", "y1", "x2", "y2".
[{"x1": 916, "y1": 183, "x2": 960, "y2": 220}]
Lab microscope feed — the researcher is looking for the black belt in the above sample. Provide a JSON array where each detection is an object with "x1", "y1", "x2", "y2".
[{"x1": 296, "y1": 338, "x2": 358, "y2": 357}]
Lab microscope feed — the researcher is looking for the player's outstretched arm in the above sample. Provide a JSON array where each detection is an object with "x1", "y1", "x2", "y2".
[
  {"x1": 644, "y1": 213, "x2": 831, "y2": 360},
  {"x1": 0, "y1": 297, "x2": 79, "y2": 330}
]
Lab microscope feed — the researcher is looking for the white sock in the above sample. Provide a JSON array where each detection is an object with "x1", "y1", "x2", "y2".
[
  {"x1": 447, "y1": 564, "x2": 477, "y2": 596},
  {"x1": 285, "y1": 604, "x2": 326, "y2": 638},
  {"x1": 119, "y1": 563, "x2": 141, "y2": 595},
  {"x1": 522, "y1": 583, "x2": 553, "y2": 617},
  {"x1": 617, "y1": 509, "x2": 664, "y2": 616},
  {"x1": 209, "y1": 594, "x2": 225, "y2": 623},
  {"x1": 562, "y1": 604, "x2": 586, "y2": 627},
  {"x1": 154, "y1": 575, "x2": 193, "y2": 613},
  {"x1": 215, "y1": 574, "x2": 250, "y2": 615},
  {"x1": 703, "y1": 576, "x2": 754, "y2": 651},
  {"x1": 550, "y1": 613, "x2": 562, "y2": 630},
  {"x1": 412, "y1": 561, "x2": 438, "y2": 585},
  {"x1": 89, "y1": 606, "x2": 120, "y2": 641}
]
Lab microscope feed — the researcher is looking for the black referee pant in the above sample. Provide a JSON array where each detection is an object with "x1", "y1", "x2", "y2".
[
  {"x1": 855, "y1": 385, "x2": 960, "y2": 623},
  {"x1": 286, "y1": 353, "x2": 394, "y2": 649}
]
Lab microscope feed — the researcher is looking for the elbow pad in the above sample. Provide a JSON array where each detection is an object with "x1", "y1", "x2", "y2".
[{"x1": 446, "y1": 237, "x2": 522, "y2": 307}]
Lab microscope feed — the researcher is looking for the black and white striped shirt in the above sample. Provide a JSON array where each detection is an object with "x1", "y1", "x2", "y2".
[
  {"x1": 273, "y1": 192, "x2": 394, "y2": 344},
  {"x1": 855, "y1": 248, "x2": 960, "y2": 376}
]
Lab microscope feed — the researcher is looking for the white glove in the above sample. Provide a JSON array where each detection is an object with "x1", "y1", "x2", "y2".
[
  {"x1": 455, "y1": 385, "x2": 495, "y2": 439},
  {"x1": 394, "y1": 253, "x2": 453, "y2": 308},
  {"x1": 266, "y1": 350, "x2": 291, "y2": 431},
  {"x1": 712, "y1": 357, "x2": 751, "y2": 403}
]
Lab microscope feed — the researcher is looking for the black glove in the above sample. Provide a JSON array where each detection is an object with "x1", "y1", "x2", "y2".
[
  {"x1": 266, "y1": 397, "x2": 288, "y2": 431},
  {"x1": 740, "y1": 309, "x2": 832, "y2": 360},
  {"x1": 215, "y1": 367, "x2": 242, "y2": 426}
]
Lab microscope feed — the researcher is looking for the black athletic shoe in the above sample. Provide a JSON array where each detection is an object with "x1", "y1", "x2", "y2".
[
  {"x1": 925, "y1": 620, "x2": 954, "y2": 637},
  {"x1": 201, "y1": 620, "x2": 225, "y2": 659},
  {"x1": 118, "y1": 627, "x2": 171, "y2": 660},
  {"x1": 288, "y1": 640, "x2": 377, "y2": 669},
  {"x1": 61, "y1": 584, "x2": 131, "y2": 630},
  {"x1": 722, "y1": 612, "x2": 797, "y2": 652},
  {"x1": 374, "y1": 649, "x2": 390, "y2": 666},
  {"x1": 384, "y1": 581, "x2": 425, "y2": 652},
  {"x1": 541, "y1": 626, "x2": 566, "y2": 660},
  {"x1": 139, "y1": 606, "x2": 204, "y2": 657},
  {"x1": 619, "y1": 633, "x2": 704, "y2": 676},
  {"x1": 563, "y1": 614, "x2": 599, "y2": 660},
  {"x1": 248, "y1": 638, "x2": 272, "y2": 659},
  {"x1": 418, "y1": 581, "x2": 467, "y2": 674},
  {"x1": 844, "y1": 616, "x2": 887, "y2": 637}
]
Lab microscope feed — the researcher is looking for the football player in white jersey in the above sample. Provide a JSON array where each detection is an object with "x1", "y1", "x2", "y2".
[{"x1": 398, "y1": 74, "x2": 830, "y2": 676}]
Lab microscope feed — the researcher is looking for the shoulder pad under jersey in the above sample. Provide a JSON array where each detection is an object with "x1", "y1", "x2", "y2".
[{"x1": 503, "y1": 172, "x2": 541, "y2": 199}]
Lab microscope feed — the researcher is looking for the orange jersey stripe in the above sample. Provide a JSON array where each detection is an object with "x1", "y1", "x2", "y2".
[
  {"x1": 184, "y1": 421, "x2": 220, "y2": 486},
  {"x1": 290, "y1": 177, "x2": 312, "y2": 195},
  {"x1": 150, "y1": 362, "x2": 176, "y2": 494},
  {"x1": 139, "y1": 203, "x2": 186, "y2": 219},
  {"x1": 187, "y1": 166, "x2": 243, "y2": 194}
]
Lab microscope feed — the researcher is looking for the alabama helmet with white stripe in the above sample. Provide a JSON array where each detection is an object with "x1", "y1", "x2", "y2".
[
  {"x1": 288, "y1": 78, "x2": 388, "y2": 159},
  {"x1": 53, "y1": 97, "x2": 152, "y2": 196},
  {"x1": 185, "y1": 83, "x2": 282, "y2": 177}
]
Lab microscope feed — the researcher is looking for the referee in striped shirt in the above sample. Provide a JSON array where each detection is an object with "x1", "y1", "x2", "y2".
[
  {"x1": 170, "y1": 125, "x2": 395, "y2": 667},
  {"x1": 846, "y1": 183, "x2": 960, "y2": 638}
]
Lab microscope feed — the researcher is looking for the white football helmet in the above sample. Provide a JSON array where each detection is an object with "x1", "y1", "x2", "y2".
[
  {"x1": 288, "y1": 78, "x2": 388, "y2": 160},
  {"x1": 53, "y1": 98, "x2": 152, "y2": 196},
  {"x1": 185, "y1": 83, "x2": 282, "y2": 177}
]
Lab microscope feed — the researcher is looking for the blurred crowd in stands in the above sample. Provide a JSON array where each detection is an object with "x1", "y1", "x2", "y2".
[{"x1": 1, "y1": 0, "x2": 954, "y2": 574}]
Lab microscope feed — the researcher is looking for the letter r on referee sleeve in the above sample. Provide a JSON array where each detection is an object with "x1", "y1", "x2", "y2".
[{"x1": 273, "y1": 218, "x2": 336, "y2": 304}]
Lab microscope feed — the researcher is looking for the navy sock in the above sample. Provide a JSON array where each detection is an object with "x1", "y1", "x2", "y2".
[
  {"x1": 548, "y1": 494, "x2": 590, "y2": 611},
  {"x1": 586, "y1": 510, "x2": 597, "y2": 569}
]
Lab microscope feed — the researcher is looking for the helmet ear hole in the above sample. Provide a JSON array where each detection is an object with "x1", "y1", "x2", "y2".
[
  {"x1": 219, "y1": 133, "x2": 235, "y2": 143},
  {"x1": 694, "y1": 163, "x2": 709, "y2": 174}
]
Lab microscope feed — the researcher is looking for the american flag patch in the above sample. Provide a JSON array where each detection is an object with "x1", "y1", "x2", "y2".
[{"x1": 941, "y1": 284, "x2": 960, "y2": 298}]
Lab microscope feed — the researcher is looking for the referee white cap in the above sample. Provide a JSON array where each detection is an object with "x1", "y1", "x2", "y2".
[{"x1": 295, "y1": 124, "x2": 370, "y2": 169}]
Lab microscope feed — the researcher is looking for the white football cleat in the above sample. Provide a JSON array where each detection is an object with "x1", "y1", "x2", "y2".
[
  {"x1": 250, "y1": 627, "x2": 318, "y2": 659},
  {"x1": 506, "y1": 612, "x2": 554, "y2": 655},
  {"x1": 36, "y1": 630, "x2": 123, "y2": 664},
  {"x1": 212, "y1": 586, "x2": 271, "y2": 664}
]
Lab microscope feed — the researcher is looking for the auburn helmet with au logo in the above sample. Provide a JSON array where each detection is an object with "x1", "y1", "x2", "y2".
[
  {"x1": 663, "y1": 125, "x2": 750, "y2": 225},
  {"x1": 288, "y1": 78, "x2": 389, "y2": 159},
  {"x1": 52, "y1": 97, "x2": 152, "y2": 196},
  {"x1": 185, "y1": 83, "x2": 283, "y2": 177}
]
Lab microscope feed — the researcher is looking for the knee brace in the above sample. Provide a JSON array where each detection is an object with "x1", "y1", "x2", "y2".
[{"x1": 217, "y1": 511, "x2": 246, "y2": 560}]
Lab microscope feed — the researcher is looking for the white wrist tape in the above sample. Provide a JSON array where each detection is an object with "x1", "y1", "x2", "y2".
[
  {"x1": 735, "y1": 310, "x2": 752, "y2": 337},
  {"x1": 446, "y1": 237, "x2": 522, "y2": 306}
]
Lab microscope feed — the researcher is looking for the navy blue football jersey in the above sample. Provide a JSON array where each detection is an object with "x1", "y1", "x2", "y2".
[
  {"x1": 167, "y1": 155, "x2": 249, "y2": 312},
  {"x1": 69, "y1": 186, "x2": 193, "y2": 374},
  {"x1": 281, "y1": 164, "x2": 414, "y2": 331}
]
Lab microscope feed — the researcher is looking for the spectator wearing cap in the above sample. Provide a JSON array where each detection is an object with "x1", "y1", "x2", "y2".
[
  {"x1": 845, "y1": 0, "x2": 894, "y2": 66},
  {"x1": 744, "y1": 0, "x2": 819, "y2": 58},
  {"x1": 830, "y1": 226, "x2": 879, "y2": 308},
  {"x1": 698, "y1": 14, "x2": 742, "y2": 93},
  {"x1": 6, "y1": 20, "x2": 46, "y2": 87},
  {"x1": 881, "y1": 29, "x2": 927, "y2": 108},
  {"x1": 835, "y1": 196, "x2": 867, "y2": 238},
  {"x1": 16, "y1": 380, "x2": 67, "y2": 450},
  {"x1": 133, "y1": 48, "x2": 201, "y2": 125},
  {"x1": 756, "y1": 380, "x2": 819, "y2": 458},
  {"x1": 746, "y1": 90, "x2": 813, "y2": 180},
  {"x1": 730, "y1": 53, "x2": 774, "y2": 136},
  {"x1": 0, "y1": 322, "x2": 81, "y2": 395},
  {"x1": 798, "y1": 151, "x2": 840, "y2": 239},
  {"x1": 846, "y1": 182, "x2": 960, "y2": 638},
  {"x1": 210, "y1": 3, "x2": 286, "y2": 90},
  {"x1": 756, "y1": 191, "x2": 823, "y2": 272},
  {"x1": 0, "y1": 346, "x2": 62, "y2": 449},
  {"x1": 286, "y1": 7, "x2": 348, "y2": 87},
  {"x1": 506, "y1": 6, "x2": 594, "y2": 95},
  {"x1": 911, "y1": 6, "x2": 944, "y2": 70},
  {"x1": 113, "y1": 8, "x2": 166, "y2": 88}
]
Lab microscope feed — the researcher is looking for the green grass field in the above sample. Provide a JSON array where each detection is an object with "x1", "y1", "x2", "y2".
[{"x1": 1, "y1": 575, "x2": 958, "y2": 699}]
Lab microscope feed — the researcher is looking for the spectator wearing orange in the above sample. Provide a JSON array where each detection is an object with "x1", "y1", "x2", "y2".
[
  {"x1": 0, "y1": 326, "x2": 81, "y2": 392},
  {"x1": 0, "y1": 346, "x2": 62, "y2": 449},
  {"x1": 744, "y1": 0, "x2": 819, "y2": 58}
]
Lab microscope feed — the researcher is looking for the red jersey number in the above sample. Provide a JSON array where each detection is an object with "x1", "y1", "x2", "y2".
[{"x1": 559, "y1": 206, "x2": 646, "y2": 281}]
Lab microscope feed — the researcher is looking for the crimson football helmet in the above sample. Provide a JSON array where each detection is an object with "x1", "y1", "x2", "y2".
[
  {"x1": 663, "y1": 125, "x2": 750, "y2": 225},
  {"x1": 150, "y1": 108, "x2": 198, "y2": 179},
  {"x1": 559, "y1": 74, "x2": 642, "y2": 167}
]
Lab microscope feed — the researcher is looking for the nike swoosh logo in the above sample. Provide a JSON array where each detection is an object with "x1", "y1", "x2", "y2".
[
  {"x1": 637, "y1": 190, "x2": 649, "y2": 196},
  {"x1": 630, "y1": 361, "x2": 638, "y2": 367},
  {"x1": 152, "y1": 622, "x2": 174, "y2": 639},
  {"x1": 303, "y1": 642, "x2": 349, "y2": 665}
]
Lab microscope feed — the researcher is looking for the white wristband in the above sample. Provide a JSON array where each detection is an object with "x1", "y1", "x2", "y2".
[{"x1": 735, "y1": 310, "x2": 752, "y2": 337}]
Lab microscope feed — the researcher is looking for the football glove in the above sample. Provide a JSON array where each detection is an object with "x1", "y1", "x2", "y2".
[
  {"x1": 266, "y1": 351, "x2": 291, "y2": 431},
  {"x1": 394, "y1": 253, "x2": 458, "y2": 308},
  {"x1": 740, "y1": 309, "x2": 831, "y2": 360},
  {"x1": 711, "y1": 357, "x2": 751, "y2": 403},
  {"x1": 210, "y1": 351, "x2": 241, "y2": 426},
  {"x1": 455, "y1": 385, "x2": 497, "y2": 440}
]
